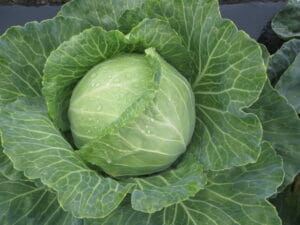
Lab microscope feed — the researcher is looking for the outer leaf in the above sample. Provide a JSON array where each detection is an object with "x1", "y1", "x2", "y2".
[
  {"x1": 272, "y1": 0, "x2": 300, "y2": 39},
  {"x1": 84, "y1": 198, "x2": 164, "y2": 225},
  {"x1": 59, "y1": 0, "x2": 143, "y2": 30},
  {"x1": 0, "y1": 16, "x2": 91, "y2": 106},
  {"x1": 0, "y1": 97, "x2": 134, "y2": 219},
  {"x1": 0, "y1": 174, "x2": 82, "y2": 225},
  {"x1": 85, "y1": 141, "x2": 283, "y2": 225},
  {"x1": 248, "y1": 81, "x2": 300, "y2": 189},
  {"x1": 146, "y1": 0, "x2": 266, "y2": 170},
  {"x1": 42, "y1": 26, "x2": 131, "y2": 131},
  {"x1": 271, "y1": 176, "x2": 300, "y2": 225},
  {"x1": 268, "y1": 39, "x2": 300, "y2": 83},
  {"x1": 275, "y1": 53, "x2": 300, "y2": 113},
  {"x1": 0, "y1": 148, "x2": 24, "y2": 180},
  {"x1": 127, "y1": 154, "x2": 206, "y2": 213}
]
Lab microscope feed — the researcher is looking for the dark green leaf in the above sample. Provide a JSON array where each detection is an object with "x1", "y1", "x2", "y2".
[
  {"x1": 272, "y1": 0, "x2": 300, "y2": 39},
  {"x1": 268, "y1": 39, "x2": 300, "y2": 83},
  {"x1": 248, "y1": 81, "x2": 300, "y2": 189},
  {"x1": 0, "y1": 174, "x2": 82, "y2": 225},
  {"x1": 275, "y1": 53, "x2": 300, "y2": 113}
]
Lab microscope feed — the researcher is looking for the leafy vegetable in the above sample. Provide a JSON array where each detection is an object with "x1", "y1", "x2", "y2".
[{"x1": 2, "y1": 0, "x2": 298, "y2": 224}]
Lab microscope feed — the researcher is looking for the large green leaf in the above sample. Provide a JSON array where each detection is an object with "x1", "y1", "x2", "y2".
[
  {"x1": 248, "y1": 81, "x2": 300, "y2": 189},
  {"x1": 145, "y1": 0, "x2": 266, "y2": 170},
  {"x1": 268, "y1": 39, "x2": 300, "y2": 83},
  {"x1": 272, "y1": 0, "x2": 300, "y2": 39},
  {"x1": 0, "y1": 174, "x2": 82, "y2": 225},
  {"x1": 59, "y1": 0, "x2": 143, "y2": 30},
  {"x1": 0, "y1": 17, "x2": 91, "y2": 106},
  {"x1": 275, "y1": 53, "x2": 300, "y2": 113},
  {"x1": 85, "y1": 141, "x2": 283, "y2": 225},
  {"x1": 42, "y1": 26, "x2": 131, "y2": 131},
  {"x1": 0, "y1": 97, "x2": 134, "y2": 219}
]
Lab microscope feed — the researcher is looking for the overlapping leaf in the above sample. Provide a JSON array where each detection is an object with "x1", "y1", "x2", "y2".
[
  {"x1": 128, "y1": 18, "x2": 195, "y2": 79},
  {"x1": 248, "y1": 81, "x2": 300, "y2": 189},
  {"x1": 271, "y1": 176, "x2": 300, "y2": 225},
  {"x1": 275, "y1": 53, "x2": 300, "y2": 113},
  {"x1": 43, "y1": 26, "x2": 131, "y2": 131},
  {"x1": 268, "y1": 39, "x2": 300, "y2": 83},
  {"x1": 0, "y1": 17, "x2": 91, "y2": 106},
  {"x1": 267, "y1": 39, "x2": 300, "y2": 113},
  {"x1": 126, "y1": 154, "x2": 206, "y2": 213},
  {"x1": 0, "y1": 97, "x2": 134, "y2": 218},
  {"x1": 272, "y1": 0, "x2": 300, "y2": 39},
  {"x1": 0, "y1": 174, "x2": 82, "y2": 225},
  {"x1": 0, "y1": 148, "x2": 24, "y2": 180}
]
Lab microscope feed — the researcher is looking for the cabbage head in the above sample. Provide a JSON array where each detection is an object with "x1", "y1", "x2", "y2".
[{"x1": 68, "y1": 52, "x2": 195, "y2": 176}]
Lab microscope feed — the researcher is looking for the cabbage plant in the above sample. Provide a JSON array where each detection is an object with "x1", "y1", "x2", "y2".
[{"x1": 1, "y1": 0, "x2": 300, "y2": 224}]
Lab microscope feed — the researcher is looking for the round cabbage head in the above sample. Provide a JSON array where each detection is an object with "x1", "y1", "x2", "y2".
[{"x1": 68, "y1": 53, "x2": 195, "y2": 177}]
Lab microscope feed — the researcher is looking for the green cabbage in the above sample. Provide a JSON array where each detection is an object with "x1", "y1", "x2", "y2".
[{"x1": 0, "y1": 0, "x2": 300, "y2": 224}]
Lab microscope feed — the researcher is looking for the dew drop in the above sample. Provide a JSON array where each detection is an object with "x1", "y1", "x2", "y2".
[
  {"x1": 107, "y1": 158, "x2": 112, "y2": 163},
  {"x1": 97, "y1": 104, "x2": 103, "y2": 111},
  {"x1": 116, "y1": 94, "x2": 122, "y2": 100},
  {"x1": 147, "y1": 129, "x2": 151, "y2": 134}
]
